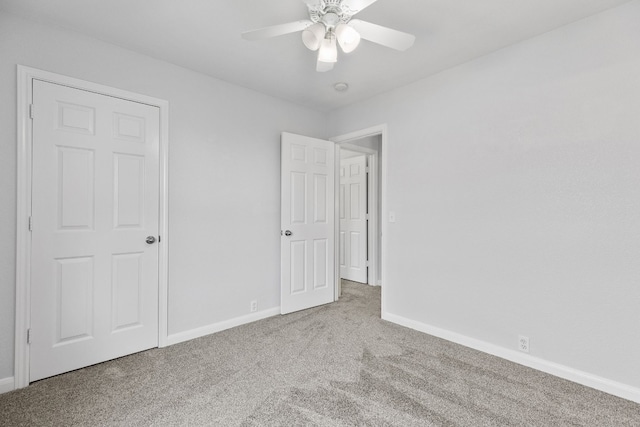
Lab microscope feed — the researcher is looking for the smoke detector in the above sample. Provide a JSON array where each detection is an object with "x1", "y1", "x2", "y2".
[{"x1": 333, "y1": 82, "x2": 349, "y2": 92}]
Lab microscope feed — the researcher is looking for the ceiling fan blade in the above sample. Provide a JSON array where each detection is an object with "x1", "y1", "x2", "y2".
[
  {"x1": 348, "y1": 19, "x2": 415, "y2": 51},
  {"x1": 316, "y1": 60, "x2": 335, "y2": 73},
  {"x1": 242, "y1": 20, "x2": 313, "y2": 41},
  {"x1": 341, "y1": 0, "x2": 379, "y2": 14}
]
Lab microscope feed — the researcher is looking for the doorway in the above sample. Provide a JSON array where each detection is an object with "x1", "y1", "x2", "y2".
[
  {"x1": 15, "y1": 66, "x2": 170, "y2": 389},
  {"x1": 332, "y1": 126, "x2": 386, "y2": 308},
  {"x1": 338, "y1": 137, "x2": 382, "y2": 287},
  {"x1": 339, "y1": 150, "x2": 368, "y2": 283},
  {"x1": 280, "y1": 125, "x2": 387, "y2": 315}
]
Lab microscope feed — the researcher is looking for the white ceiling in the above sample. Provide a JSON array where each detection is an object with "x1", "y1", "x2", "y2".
[{"x1": 0, "y1": 0, "x2": 631, "y2": 112}]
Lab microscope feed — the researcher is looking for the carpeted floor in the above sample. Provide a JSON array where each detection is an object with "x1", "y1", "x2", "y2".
[{"x1": 1, "y1": 280, "x2": 638, "y2": 426}]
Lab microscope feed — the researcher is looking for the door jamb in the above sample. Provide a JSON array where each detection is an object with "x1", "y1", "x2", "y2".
[
  {"x1": 331, "y1": 125, "x2": 388, "y2": 315},
  {"x1": 336, "y1": 143, "x2": 379, "y2": 288},
  {"x1": 15, "y1": 65, "x2": 170, "y2": 390}
]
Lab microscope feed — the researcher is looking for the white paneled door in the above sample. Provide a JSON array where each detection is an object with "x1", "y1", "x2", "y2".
[
  {"x1": 339, "y1": 155, "x2": 368, "y2": 283},
  {"x1": 30, "y1": 80, "x2": 160, "y2": 381},
  {"x1": 281, "y1": 133, "x2": 335, "y2": 314}
]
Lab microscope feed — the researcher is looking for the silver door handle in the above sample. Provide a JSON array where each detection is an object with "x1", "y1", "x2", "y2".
[
  {"x1": 284, "y1": 230, "x2": 293, "y2": 236},
  {"x1": 146, "y1": 236, "x2": 156, "y2": 244}
]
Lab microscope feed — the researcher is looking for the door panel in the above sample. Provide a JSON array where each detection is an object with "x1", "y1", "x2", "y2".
[
  {"x1": 30, "y1": 80, "x2": 160, "y2": 381},
  {"x1": 281, "y1": 133, "x2": 335, "y2": 314},
  {"x1": 114, "y1": 154, "x2": 145, "y2": 228},
  {"x1": 339, "y1": 155, "x2": 368, "y2": 283},
  {"x1": 111, "y1": 252, "x2": 144, "y2": 331},
  {"x1": 55, "y1": 256, "x2": 94, "y2": 344}
]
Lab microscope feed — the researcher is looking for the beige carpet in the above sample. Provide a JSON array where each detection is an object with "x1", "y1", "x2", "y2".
[{"x1": 1, "y1": 280, "x2": 638, "y2": 426}]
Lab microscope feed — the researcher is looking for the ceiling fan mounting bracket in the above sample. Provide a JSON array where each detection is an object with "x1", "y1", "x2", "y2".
[{"x1": 308, "y1": 0, "x2": 353, "y2": 28}]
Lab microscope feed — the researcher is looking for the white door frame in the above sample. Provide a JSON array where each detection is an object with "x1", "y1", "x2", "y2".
[
  {"x1": 14, "y1": 65, "x2": 170, "y2": 390},
  {"x1": 331, "y1": 125, "x2": 388, "y2": 314},
  {"x1": 337, "y1": 144, "x2": 378, "y2": 287}
]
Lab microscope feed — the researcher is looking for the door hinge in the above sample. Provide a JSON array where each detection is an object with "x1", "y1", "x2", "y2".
[
  {"x1": 366, "y1": 167, "x2": 370, "y2": 173},
  {"x1": 29, "y1": 104, "x2": 34, "y2": 120},
  {"x1": 158, "y1": 235, "x2": 161, "y2": 243},
  {"x1": 27, "y1": 328, "x2": 31, "y2": 344},
  {"x1": 28, "y1": 216, "x2": 33, "y2": 231},
  {"x1": 366, "y1": 260, "x2": 370, "y2": 267},
  {"x1": 366, "y1": 213, "x2": 369, "y2": 220}
]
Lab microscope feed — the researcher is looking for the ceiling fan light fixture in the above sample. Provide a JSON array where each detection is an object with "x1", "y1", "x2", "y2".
[
  {"x1": 302, "y1": 22, "x2": 326, "y2": 51},
  {"x1": 316, "y1": 60, "x2": 334, "y2": 73},
  {"x1": 335, "y1": 24, "x2": 361, "y2": 53},
  {"x1": 318, "y1": 34, "x2": 338, "y2": 63}
]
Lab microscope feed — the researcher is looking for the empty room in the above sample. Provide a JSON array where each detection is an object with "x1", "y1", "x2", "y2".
[{"x1": 1, "y1": 0, "x2": 639, "y2": 425}]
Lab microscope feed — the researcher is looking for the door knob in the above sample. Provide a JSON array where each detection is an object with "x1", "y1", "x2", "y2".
[
  {"x1": 284, "y1": 230, "x2": 293, "y2": 236},
  {"x1": 146, "y1": 236, "x2": 156, "y2": 244}
]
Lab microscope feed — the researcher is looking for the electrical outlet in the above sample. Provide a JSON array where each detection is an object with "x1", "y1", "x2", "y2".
[
  {"x1": 250, "y1": 300, "x2": 258, "y2": 313},
  {"x1": 518, "y1": 335, "x2": 530, "y2": 353}
]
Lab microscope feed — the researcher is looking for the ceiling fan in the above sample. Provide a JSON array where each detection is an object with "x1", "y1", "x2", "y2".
[{"x1": 242, "y1": 0, "x2": 416, "y2": 72}]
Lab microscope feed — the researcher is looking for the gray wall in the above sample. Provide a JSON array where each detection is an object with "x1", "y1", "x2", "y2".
[
  {"x1": 328, "y1": 2, "x2": 640, "y2": 389},
  {"x1": 0, "y1": 12, "x2": 326, "y2": 380}
]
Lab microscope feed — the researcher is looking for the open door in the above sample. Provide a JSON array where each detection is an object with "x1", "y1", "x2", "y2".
[
  {"x1": 281, "y1": 132, "x2": 335, "y2": 314},
  {"x1": 339, "y1": 154, "x2": 368, "y2": 283}
]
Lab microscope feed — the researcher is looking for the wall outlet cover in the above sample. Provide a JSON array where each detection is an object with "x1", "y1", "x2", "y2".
[{"x1": 518, "y1": 335, "x2": 530, "y2": 353}]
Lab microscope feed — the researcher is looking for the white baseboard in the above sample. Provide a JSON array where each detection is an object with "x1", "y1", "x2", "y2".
[
  {"x1": 0, "y1": 377, "x2": 14, "y2": 394},
  {"x1": 382, "y1": 312, "x2": 640, "y2": 404},
  {"x1": 166, "y1": 307, "x2": 281, "y2": 346}
]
